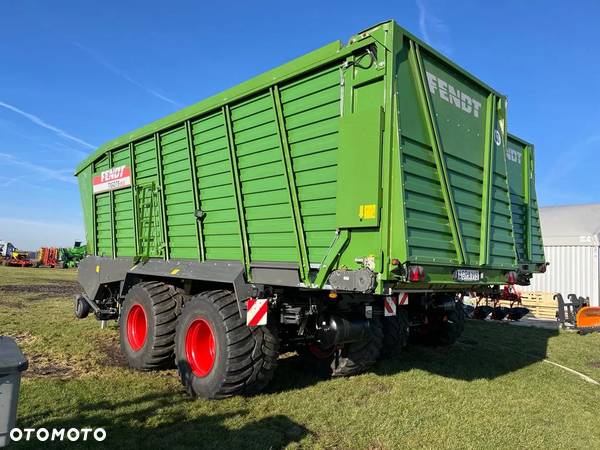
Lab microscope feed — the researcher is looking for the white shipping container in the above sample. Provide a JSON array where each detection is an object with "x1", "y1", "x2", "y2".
[{"x1": 521, "y1": 204, "x2": 600, "y2": 306}]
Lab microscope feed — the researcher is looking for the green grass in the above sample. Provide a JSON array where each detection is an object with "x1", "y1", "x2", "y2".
[{"x1": 1, "y1": 265, "x2": 600, "y2": 449}]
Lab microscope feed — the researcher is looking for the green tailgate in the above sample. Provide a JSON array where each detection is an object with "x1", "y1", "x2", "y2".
[
  {"x1": 395, "y1": 31, "x2": 517, "y2": 270},
  {"x1": 506, "y1": 134, "x2": 545, "y2": 266}
]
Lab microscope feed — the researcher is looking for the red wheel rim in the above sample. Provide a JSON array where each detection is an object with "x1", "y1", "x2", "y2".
[
  {"x1": 126, "y1": 303, "x2": 147, "y2": 351},
  {"x1": 185, "y1": 318, "x2": 216, "y2": 377}
]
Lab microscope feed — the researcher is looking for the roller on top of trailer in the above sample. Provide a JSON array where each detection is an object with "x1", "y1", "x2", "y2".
[{"x1": 73, "y1": 20, "x2": 546, "y2": 399}]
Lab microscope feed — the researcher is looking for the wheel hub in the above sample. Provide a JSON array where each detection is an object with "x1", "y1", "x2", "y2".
[
  {"x1": 126, "y1": 303, "x2": 148, "y2": 351},
  {"x1": 185, "y1": 318, "x2": 216, "y2": 377}
]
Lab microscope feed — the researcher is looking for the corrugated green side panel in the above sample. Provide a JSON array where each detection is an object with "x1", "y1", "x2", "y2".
[
  {"x1": 191, "y1": 113, "x2": 242, "y2": 260},
  {"x1": 401, "y1": 138, "x2": 456, "y2": 263},
  {"x1": 506, "y1": 135, "x2": 545, "y2": 265},
  {"x1": 112, "y1": 148, "x2": 135, "y2": 256},
  {"x1": 488, "y1": 140, "x2": 517, "y2": 266},
  {"x1": 421, "y1": 53, "x2": 487, "y2": 265},
  {"x1": 134, "y1": 138, "x2": 158, "y2": 185},
  {"x1": 160, "y1": 127, "x2": 199, "y2": 259},
  {"x1": 95, "y1": 194, "x2": 112, "y2": 257},
  {"x1": 230, "y1": 94, "x2": 298, "y2": 263},
  {"x1": 506, "y1": 140, "x2": 527, "y2": 262},
  {"x1": 93, "y1": 156, "x2": 112, "y2": 257},
  {"x1": 529, "y1": 178, "x2": 544, "y2": 263},
  {"x1": 76, "y1": 40, "x2": 345, "y2": 174},
  {"x1": 134, "y1": 138, "x2": 163, "y2": 257},
  {"x1": 397, "y1": 45, "x2": 457, "y2": 264},
  {"x1": 279, "y1": 66, "x2": 341, "y2": 264}
]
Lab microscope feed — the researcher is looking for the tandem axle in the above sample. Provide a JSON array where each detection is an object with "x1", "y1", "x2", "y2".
[{"x1": 75, "y1": 256, "x2": 472, "y2": 398}]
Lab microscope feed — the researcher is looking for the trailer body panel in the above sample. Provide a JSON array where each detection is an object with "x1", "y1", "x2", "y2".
[{"x1": 76, "y1": 21, "x2": 545, "y2": 294}]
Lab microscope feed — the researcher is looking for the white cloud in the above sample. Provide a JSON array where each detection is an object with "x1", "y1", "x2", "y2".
[
  {"x1": 0, "y1": 217, "x2": 84, "y2": 250},
  {"x1": 74, "y1": 42, "x2": 181, "y2": 107},
  {"x1": 0, "y1": 176, "x2": 19, "y2": 188},
  {"x1": 0, "y1": 152, "x2": 76, "y2": 184},
  {"x1": 0, "y1": 101, "x2": 96, "y2": 149},
  {"x1": 416, "y1": 0, "x2": 453, "y2": 55}
]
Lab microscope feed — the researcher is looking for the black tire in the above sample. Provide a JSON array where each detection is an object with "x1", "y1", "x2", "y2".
[
  {"x1": 381, "y1": 308, "x2": 410, "y2": 358},
  {"x1": 176, "y1": 290, "x2": 279, "y2": 399},
  {"x1": 74, "y1": 295, "x2": 90, "y2": 319},
  {"x1": 119, "y1": 281, "x2": 180, "y2": 370},
  {"x1": 418, "y1": 301, "x2": 466, "y2": 346},
  {"x1": 331, "y1": 315, "x2": 383, "y2": 377},
  {"x1": 437, "y1": 301, "x2": 466, "y2": 345}
]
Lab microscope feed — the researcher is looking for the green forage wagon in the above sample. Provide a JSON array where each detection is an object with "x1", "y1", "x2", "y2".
[{"x1": 74, "y1": 20, "x2": 545, "y2": 399}]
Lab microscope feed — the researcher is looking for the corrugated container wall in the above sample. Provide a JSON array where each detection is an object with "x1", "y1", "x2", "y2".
[
  {"x1": 521, "y1": 204, "x2": 600, "y2": 306},
  {"x1": 523, "y1": 245, "x2": 600, "y2": 306}
]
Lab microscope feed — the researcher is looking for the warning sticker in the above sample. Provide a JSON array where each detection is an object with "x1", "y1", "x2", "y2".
[
  {"x1": 359, "y1": 204, "x2": 377, "y2": 220},
  {"x1": 246, "y1": 298, "x2": 268, "y2": 326}
]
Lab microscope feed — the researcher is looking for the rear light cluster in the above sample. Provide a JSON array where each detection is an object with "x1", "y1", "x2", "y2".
[
  {"x1": 408, "y1": 265, "x2": 425, "y2": 282},
  {"x1": 506, "y1": 271, "x2": 518, "y2": 285}
]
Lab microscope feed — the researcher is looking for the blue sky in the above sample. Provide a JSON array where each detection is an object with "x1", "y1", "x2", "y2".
[{"x1": 1, "y1": 0, "x2": 599, "y2": 249}]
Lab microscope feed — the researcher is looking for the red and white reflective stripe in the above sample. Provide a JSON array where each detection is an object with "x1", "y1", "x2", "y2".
[
  {"x1": 246, "y1": 298, "x2": 268, "y2": 326},
  {"x1": 384, "y1": 296, "x2": 397, "y2": 317},
  {"x1": 398, "y1": 292, "x2": 409, "y2": 305}
]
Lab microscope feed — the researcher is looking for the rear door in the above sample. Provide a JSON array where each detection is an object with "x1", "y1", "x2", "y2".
[
  {"x1": 397, "y1": 35, "x2": 517, "y2": 269},
  {"x1": 506, "y1": 135, "x2": 545, "y2": 266}
]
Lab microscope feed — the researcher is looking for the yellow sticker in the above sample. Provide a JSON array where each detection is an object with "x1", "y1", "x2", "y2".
[
  {"x1": 95, "y1": 265, "x2": 100, "y2": 273},
  {"x1": 170, "y1": 268, "x2": 180, "y2": 275},
  {"x1": 359, "y1": 204, "x2": 377, "y2": 220}
]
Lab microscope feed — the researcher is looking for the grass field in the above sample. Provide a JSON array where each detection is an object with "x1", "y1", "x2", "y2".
[{"x1": 1, "y1": 266, "x2": 600, "y2": 449}]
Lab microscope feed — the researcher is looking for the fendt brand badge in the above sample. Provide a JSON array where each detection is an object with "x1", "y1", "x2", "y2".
[
  {"x1": 506, "y1": 147, "x2": 522, "y2": 164},
  {"x1": 92, "y1": 165, "x2": 132, "y2": 194},
  {"x1": 426, "y1": 72, "x2": 482, "y2": 118}
]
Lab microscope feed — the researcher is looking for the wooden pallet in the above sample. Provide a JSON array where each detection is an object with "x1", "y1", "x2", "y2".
[{"x1": 496, "y1": 291, "x2": 557, "y2": 320}]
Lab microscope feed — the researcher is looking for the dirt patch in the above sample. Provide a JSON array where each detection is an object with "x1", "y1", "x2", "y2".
[
  {"x1": 0, "y1": 282, "x2": 80, "y2": 298},
  {"x1": 97, "y1": 336, "x2": 128, "y2": 368},
  {"x1": 20, "y1": 338, "x2": 129, "y2": 380},
  {"x1": 588, "y1": 361, "x2": 600, "y2": 369},
  {"x1": 23, "y1": 353, "x2": 79, "y2": 379}
]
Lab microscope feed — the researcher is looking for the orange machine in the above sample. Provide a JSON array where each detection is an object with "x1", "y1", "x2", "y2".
[
  {"x1": 38, "y1": 247, "x2": 59, "y2": 268},
  {"x1": 555, "y1": 293, "x2": 600, "y2": 333}
]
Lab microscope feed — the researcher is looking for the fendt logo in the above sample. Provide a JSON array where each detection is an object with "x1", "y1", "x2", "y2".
[
  {"x1": 100, "y1": 166, "x2": 127, "y2": 182},
  {"x1": 506, "y1": 147, "x2": 522, "y2": 164},
  {"x1": 92, "y1": 165, "x2": 131, "y2": 194},
  {"x1": 426, "y1": 72, "x2": 482, "y2": 118}
]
